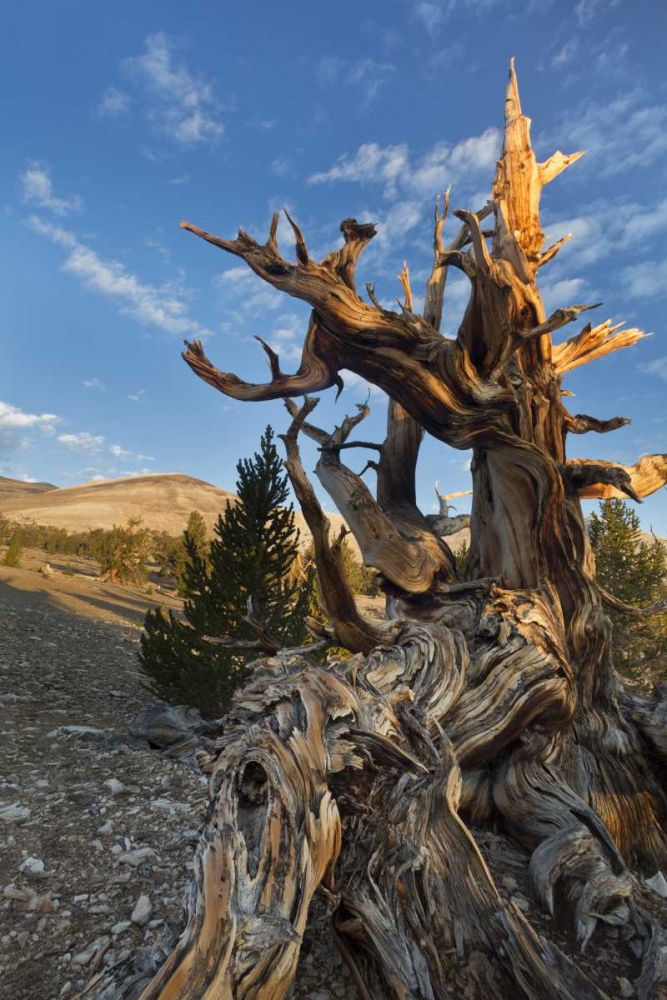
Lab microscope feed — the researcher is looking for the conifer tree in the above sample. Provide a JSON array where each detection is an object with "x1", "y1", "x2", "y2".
[
  {"x1": 172, "y1": 510, "x2": 209, "y2": 595},
  {"x1": 589, "y1": 499, "x2": 667, "y2": 683},
  {"x1": 139, "y1": 427, "x2": 316, "y2": 716}
]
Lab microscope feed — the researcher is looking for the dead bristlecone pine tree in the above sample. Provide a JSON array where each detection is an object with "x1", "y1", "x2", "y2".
[{"x1": 85, "y1": 64, "x2": 667, "y2": 1000}]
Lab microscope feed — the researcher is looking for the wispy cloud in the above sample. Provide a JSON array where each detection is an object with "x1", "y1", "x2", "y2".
[
  {"x1": 308, "y1": 128, "x2": 499, "y2": 198},
  {"x1": 622, "y1": 258, "x2": 667, "y2": 300},
  {"x1": 96, "y1": 87, "x2": 131, "y2": 117},
  {"x1": 639, "y1": 357, "x2": 667, "y2": 382},
  {"x1": 168, "y1": 174, "x2": 190, "y2": 185},
  {"x1": 27, "y1": 215, "x2": 212, "y2": 339},
  {"x1": 21, "y1": 163, "x2": 83, "y2": 216},
  {"x1": 541, "y1": 91, "x2": 667, "y2": 178},
  {"x1": 109, "y1": 443, "x2": 154, "y2": 461},
  {"x1": 82, "y1": 377, "x2": 104, "y2": 390},
  {"x1": 121, "y1": 32, "x2": 225, "y2": 145},
  {"x1": 247, "y1": 118, "x2": 279, "y2": 130},
  {"x1": 316, "y1": 56, "x2": 395, "y2": 111},
  {"x1": 57, "y1": 431, "x2": 105, "y2": 453},
  {"x1": 551, "y1": 39, "x2": 579, "y2": 68},
  {"x1": 0, "y1": 401, "x2": 59, "y2": 457},
  {"x1": 574, "y1": 0, "x2": 623, "y2": 26},
  {"x1": 127, "y1": 388, "x2": 146, "y2": 402}
]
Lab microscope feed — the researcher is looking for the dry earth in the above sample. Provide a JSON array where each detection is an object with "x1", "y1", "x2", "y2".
[{"x1": 1, "y1": 550, "x2": 665, "y2": 999}]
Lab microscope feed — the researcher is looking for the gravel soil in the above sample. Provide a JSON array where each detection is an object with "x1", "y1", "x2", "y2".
[
  {"x1": 1, "y1": 581, "x2": 665, "y2": 1000},
  {"x1": 0, "y1": 585, "x2": 357, "y2": 1000}
]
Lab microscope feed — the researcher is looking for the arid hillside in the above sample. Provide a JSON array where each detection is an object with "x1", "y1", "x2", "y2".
[
  {"x1": 0, "y1": 476, "x2": 57, "y2": 500},
  {"x1": 0, "y1": 473, "x2": 414, "y2": 556}
]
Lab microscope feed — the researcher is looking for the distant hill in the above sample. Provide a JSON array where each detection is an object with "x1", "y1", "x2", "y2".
[
  {"x1": 0, "y1": 473, "x2": 357, "y2": 554},
  {"x1": 0, "y1": 476, "x2": 57, "y2": 500},
  {"x1": 1, "y1": 474, "x2": 659, "y2": 560}
]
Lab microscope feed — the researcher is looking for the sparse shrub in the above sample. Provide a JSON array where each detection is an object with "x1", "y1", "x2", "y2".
[
  {"x1": 3, "y1": 537, "x2": 23, "y2": 567},
  {"x1": 63, "y1": 563, "x2": 75, "y2": 576}
]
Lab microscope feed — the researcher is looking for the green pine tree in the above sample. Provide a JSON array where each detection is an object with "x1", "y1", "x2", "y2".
[
  {"x1": 589, "y1": 499, "x2": 667, "y2": 684},
  {"x1": 172, "y1": 510, "x2": 209, "y2": 595},
  {"x1": 3, "y1": 536, "x2": 23, "y2": 567},
  {"x1": 139, "y1": 427, "x2": 316, "y2": 716}
]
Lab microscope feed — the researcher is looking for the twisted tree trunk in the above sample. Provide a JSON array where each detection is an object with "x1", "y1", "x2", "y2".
[{"x1": 86, "y1": 63, "x2": 667, "y2": 999}]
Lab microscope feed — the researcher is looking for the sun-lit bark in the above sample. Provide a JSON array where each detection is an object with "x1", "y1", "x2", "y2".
[{"x1": 81, "y1": 62, "x2": 667, "y2": 1000}]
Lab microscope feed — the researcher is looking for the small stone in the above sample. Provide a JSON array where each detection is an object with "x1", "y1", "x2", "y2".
[
  {"x1": 118, "y1": 848, "x2": 157, "y2": 867},
  {"x1": 0, "y1": 802, "x2": 30, "y2": 824},
  {"x1": 501, "y1": 875, "x2": 518, "y2": 891},
  {"x1": 35, "y1": 779, "x2": 49, "y2": 788},
  {"x1": 131, "y1": 894, "x2": 152, "y2": 926},
  {"x1": 17, "y1": 931, "x2": 30, "y2": 949},
  {"x1": 110, "y1": 844, "x2": 123, "y2": 855},
  {"x1": 104, "y1": 779, "x2": 125, "y2": 796},
  {"x1": 19, "y1": 856, "x2": 45, "y2": 877},
  {"x1": 73, "y1": 894, "x2": 89, "y2": 903},
  {"x1": 91, "y1": 839, "x2": 104, "y2": 853},
  {"x1": 97, "y1": 820, "x2": 113, "y2": 836},
  {"x1": 111, "y1": 920, "x2": 131, "y2": 936},
  {"x1": 645, "y1": 871, "x2": 667, "y2": 898},
  {"x1": 511, "y1": 894, "x2": 530, "y2": 912},
  {"x1": 618, "y1": 979, "x2": 633, "y2": 998}
]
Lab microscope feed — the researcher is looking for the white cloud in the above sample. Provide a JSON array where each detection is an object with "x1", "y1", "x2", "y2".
[
  {"x1": 21, "y1": 163, "x2": 83, "y2": 216},
  {"x1": 316, "y1": 56, "x2": 395, "y2": 111},
  {"x1": 622, "y1": 258, "x2": 667, "y2": 300},
  {"x1": 169, "y1": 174, "x2": 190, "y2": 185},
  {"x1": 542, "y1": 92, "x2": 667, "y2": 178},
  {"x1": 127, "y1": 388, "x2": 146, "y2": 402},
  {"x1": 308, "y1": 128, "x2": 499, "y2": 199},
  {"x1": 411, "y1": 0, "x2": 504, "y2": 35},
  {"x1": 0, "y1": 401, "x2": 58, "y2": 430},
  {"x1": 639, "y1": 357, "x2": 667, "y2": 382},
  {"x1": 574, "y1": 0, "x2": 623, "y2": 26},
  {"x1": 0, "y1": 401, "x2": 59, "y2": 457},
  {"x1": 538, "y1": 277, "x2": 589, "y2": 315},
  {"x1": 247, "y1": 118, "x2": 279, "y2": 130},
  {"x1": 123, "y1": 32, "x2": 224, "y2": 145},
  {"x1": 109, "y1": 444, "x2": 153, "y2": 461},
  {"x1": 82, "y1": 377, "x2": 104, "y2": 390},
  {"x1": 27, "y1": 215, "x2": 212, "y2": 339},
  {"x1": 57, "y1": 431, "x2": 105, "y2": 453},
  {"x1": 551, "y1": 39, "x2": 579, "y2": 68},
  {"x1": 309, "y1": 142, "x2": 409, "y2": 198},
  {"x1": 96, "y1": 87, "x2": 130, "y2": 117}
]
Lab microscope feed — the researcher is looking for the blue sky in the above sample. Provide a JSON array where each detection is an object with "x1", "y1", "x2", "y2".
[{"x1": 2, "y1": 0, "x2": 666, "y2": 531}]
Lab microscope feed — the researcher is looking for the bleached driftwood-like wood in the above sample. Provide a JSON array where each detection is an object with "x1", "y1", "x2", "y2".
[{"x1": 88, "y1": 62, "x2": 667, "y2": 1000}]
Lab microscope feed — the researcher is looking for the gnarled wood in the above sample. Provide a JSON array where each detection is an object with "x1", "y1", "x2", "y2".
[{"x1": 108, "y1": 62, "x2": 667, "y2": 1000}]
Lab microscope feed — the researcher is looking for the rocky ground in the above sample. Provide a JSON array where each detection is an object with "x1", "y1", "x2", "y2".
[
  {"x1": 0, "y1": 586, "x2": 358, "y2": 1000},
  {"x1": 1, "y1": 582, "x2": 665, "y2": 1000}
]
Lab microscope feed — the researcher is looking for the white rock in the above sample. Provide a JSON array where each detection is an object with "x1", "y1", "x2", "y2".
[
  {"x1": 97, "y1": 820, "x2": 113, "y2": 835},
  {"x1": 111, "y1": 920, "x2": 131, "y2": 936},
  {"x1": 104, "y1": 779, "x2": 125, "y2": 795},
  {"x1": 0, "y1": 802, "x2": 30, "y2": 823},
  {"x1": 117, "y1": 847, "x2": 157, "y2": 867},
  {"x1": 19, "y1": 857, "x2": 45, "y2": 877},
  {"x1": 645, "y1": 871, "x2": 667, "y2": 898},
  {"x1": 618, "y1": 978, "x2": 634, "y2": 998},
  {"x1": 110, "y1": 844, "x2": 123, "y2": 855},
  {"x1": 131, "y1": 894, "x2": 152, "y2": 926}
]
